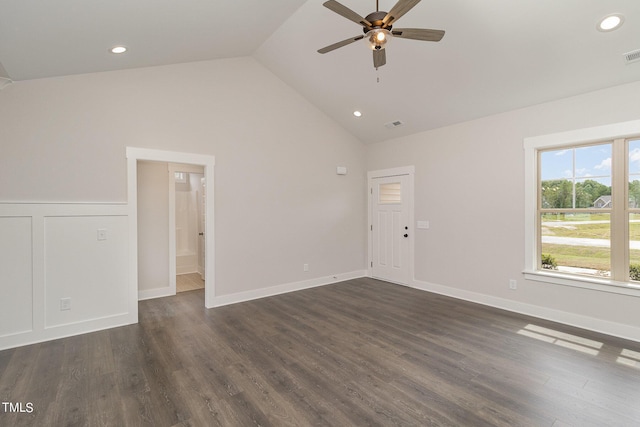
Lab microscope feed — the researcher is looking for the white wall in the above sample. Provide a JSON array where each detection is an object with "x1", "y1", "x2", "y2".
[
  {"x1": 137, "y1": 161, "x2": 170, "y2": 295},
  {"x1": 0, "y1": 56, "x2": 367, "y2": 341},
  {"x1": 366, "y1": 80, "x2": 640, "y2": 341}
]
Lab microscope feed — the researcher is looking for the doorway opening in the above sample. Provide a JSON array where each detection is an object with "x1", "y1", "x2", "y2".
[
  {"x1": 170, "y1": 164, "x2": 206, "y2": 293},
  {"x1": 127, "y1": 147, "x2": 216, "y2": 314}
]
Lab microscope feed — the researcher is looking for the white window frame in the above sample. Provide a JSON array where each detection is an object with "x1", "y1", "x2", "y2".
[{"x1": 524, "y1": 119, "x2": 640, "y2": 296}]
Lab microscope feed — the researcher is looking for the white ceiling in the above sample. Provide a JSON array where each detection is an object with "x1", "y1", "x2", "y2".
[{"x1": 1, "y1": 0, "x2": 639, "y2": 144}]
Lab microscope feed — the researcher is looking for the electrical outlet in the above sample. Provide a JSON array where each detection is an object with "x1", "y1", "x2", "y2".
[
  {"x1": 303, "y1": 264, "x2": 309, "y2": 272},
  {"x1": 97, "y1": 228, "x2": 107, "y2": 241},
  {"x1": 60, "y1": 297, "x2": 71, "y2": 311},
  {"x1": 509, "y1": 279, "x2": 517, "y2": 290}
]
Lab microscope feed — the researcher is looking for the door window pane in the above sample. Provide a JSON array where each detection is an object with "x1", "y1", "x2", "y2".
[{"x1": 379, "y1": 182, "x2": 401, "y2": 204}]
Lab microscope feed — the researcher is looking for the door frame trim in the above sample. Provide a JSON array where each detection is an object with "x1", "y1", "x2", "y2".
[
  {"x1": 126, "y1": 147, "x2": 216, "y2": 311},
  {"x1": 367, "y1": 166, "x2": 415, "y2": 285}
]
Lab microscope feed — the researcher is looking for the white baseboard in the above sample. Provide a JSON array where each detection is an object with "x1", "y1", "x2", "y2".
[
  {"x1": 411, "y1": 278, "x2": 640, "y2": 343},
  {"x1": 0, "y1": 312, "x2": 134, "y2": 351},
  {"x1": 176, "y1": 265, "x2": 198, "y2": 275},
  {"x1": 138, "y1": 287, "x2": 174, "y2": 301},
  {"x1": 212, "y1": 270, "x2": 367, "y2": 307}
]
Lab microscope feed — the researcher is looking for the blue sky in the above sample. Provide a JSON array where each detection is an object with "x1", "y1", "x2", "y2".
[
  {"x1": 541, "y1": 139, "x2": 640, "y2": 183},
  {"x1": 541, "y1": 143, "x2": 611, "y2": 184}
]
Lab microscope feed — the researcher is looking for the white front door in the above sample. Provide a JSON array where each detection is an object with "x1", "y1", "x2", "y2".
[{"x1": 371, "y1": 174, "x2": 411, "y2": 285}]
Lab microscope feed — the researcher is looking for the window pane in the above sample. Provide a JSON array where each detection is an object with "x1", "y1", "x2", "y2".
[
  {"x1": 379, "y1": 182, "x2": 401, "y2": 204},
  {"x1": 541, "y1": 213, "x2": 611, "y2": 278},
  {"x1": 631, "y1": 213, "x2": 640, "y2": 282},
  {"x1": 628, "y1": 139, "x2": 640, "y2": 174},
  {"x1": 541, "y1": 179, "x2": 573, "y2": 209},
  {"x1": 629, "y1": 139, "x2": 640, "y2": 281},
  {"x1": 576, "y1": 177, "x2": 611, "y2": 209},
  {"x1": 175, "y1": 172, "x2": 187, "y2": 184},
  {"x1": 540, "y1": 143, "x2": 612, "y2": 209},
  {"x1": 575, "y1": 144, "x2": 611, "y2": 178},
  {"x1": 541, "y1": 149, "x2": 572, "y2": 180},
  {"x1": 629, "y1": 140, "x2": 640, "y2": 208}
]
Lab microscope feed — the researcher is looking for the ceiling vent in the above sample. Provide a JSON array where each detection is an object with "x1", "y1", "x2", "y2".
[
  {"x1": 385, "y1": 120, "x2": 405, "y2": 129},
  {"x1": 624, "y1": 49, "x2": 640, "y2": 64}
]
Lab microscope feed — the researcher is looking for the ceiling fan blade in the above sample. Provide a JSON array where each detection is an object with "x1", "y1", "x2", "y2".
[
  {"x1": 323, "y1": 0, "x2": 372, "y2": 28},
  {"x1": 392, "y1": 28, "x2": 445, "y2": 42},
  {"x1": 373, "y1": 49, "x2": 386, "y2": 68},
  {"x1": 0, "y1": 61, "x2": 11, "y2": 79},
  {"x1": 0, "y1": 61, "x2": 12, "y2": 89},
  {"x1": 382, "y1": 0, "x2": 421, "y2": 26},
  {"x1": 318, "y1": 35, "x2": 365, "y2": 54}
]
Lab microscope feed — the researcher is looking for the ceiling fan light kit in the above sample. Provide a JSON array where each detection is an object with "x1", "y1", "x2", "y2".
[
  {"x1": 365, "y1": 28, "x2": 392, "y2": 50},
  {"x1": 318, "y1": 0, "x2": 445, "y2": 69}
]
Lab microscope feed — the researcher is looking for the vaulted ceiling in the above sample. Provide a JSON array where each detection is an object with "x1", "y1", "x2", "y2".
[{"x1": 1, "y1": 0, "x2": 639, "y2": 143}]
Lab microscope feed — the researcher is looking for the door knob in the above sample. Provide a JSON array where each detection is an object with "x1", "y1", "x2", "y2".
[{"x1": 404, "y1": 234, "x2": 408, "y2": 238}]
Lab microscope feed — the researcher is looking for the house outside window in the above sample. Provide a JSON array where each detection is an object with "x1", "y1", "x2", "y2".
[{"x1": 524, "y1": 120, "x2": 640, "y2": 296}]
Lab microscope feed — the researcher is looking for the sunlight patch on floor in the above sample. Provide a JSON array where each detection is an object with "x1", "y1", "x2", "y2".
[
  {"x1": 517, "y1": 324, "x2": 602, "y2": 356},
  {"x1": 617, "y1": 348, "x2": 640, "y2": 368}
]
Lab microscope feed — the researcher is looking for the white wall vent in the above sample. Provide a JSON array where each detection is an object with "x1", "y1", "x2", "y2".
[
  {"x1": 624, "y1": 49, "x2": 640, "y2": 64},
  {"x1": 384, "y1": 120, "x2": 405, "y2": 129}
]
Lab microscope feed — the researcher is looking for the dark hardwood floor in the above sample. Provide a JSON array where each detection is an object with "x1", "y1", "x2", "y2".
[{"x1": 2, "y1": 277, "x2": 640, "y2": 426}]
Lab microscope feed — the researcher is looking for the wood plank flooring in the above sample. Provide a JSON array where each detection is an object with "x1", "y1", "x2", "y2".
[{"x1": 2, "y1": 277, "x2": 640, "y2": 426}]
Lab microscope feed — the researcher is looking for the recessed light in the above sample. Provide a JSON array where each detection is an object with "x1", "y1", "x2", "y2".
[
  {"x1": 598, "y1": 14, "x2": 624, "y2": 32},
  {"x1": 353, "y1": 111, "x2": 362, "y2": 117},
  {"x1": 110, "y1": 46, "x2": 127, "y2": 54}
]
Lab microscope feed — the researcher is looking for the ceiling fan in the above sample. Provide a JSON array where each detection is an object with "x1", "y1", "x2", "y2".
[{"x1": 317, "y1": 0, "x2": 445, "y2": 69}]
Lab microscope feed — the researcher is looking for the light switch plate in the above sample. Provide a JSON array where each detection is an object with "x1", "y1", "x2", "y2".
[
  {"x1": 97, "y1": 228, "x2": 107, "y2": 241},
  {"x1": 417, "y1": 221, "x2": 429, "y2": 229}
]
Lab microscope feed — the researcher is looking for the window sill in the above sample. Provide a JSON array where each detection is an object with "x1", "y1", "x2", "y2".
[{"x1": 523, "y1": 270, "x2": 640, "y2": 298}]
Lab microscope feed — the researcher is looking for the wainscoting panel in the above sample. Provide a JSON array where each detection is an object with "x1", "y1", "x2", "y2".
[
  {"x1": 44, "y1": 215, "x2": 129, "y2": 328},
  {"x1": 0, "y1": 203, "x2": 134, "y2": 350},
  {"x1": 0, "y1": 216, "x2": 33, "y2": 338}
]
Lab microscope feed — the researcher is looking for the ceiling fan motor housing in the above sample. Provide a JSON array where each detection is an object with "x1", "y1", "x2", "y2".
[{"x1": 363, "y1": 11, "x2": 391, "y2": 32}]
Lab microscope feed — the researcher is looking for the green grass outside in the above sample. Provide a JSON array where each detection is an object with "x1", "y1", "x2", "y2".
[
  {"x1": 542, "y1": 245, "x2": 640, "y2": 272},
  {"x1": 541, "y1": 215, "x2": 640, "y2": 271},
  {"x1": 541, "y1": 218, "x2": 640, "y2": 240},
  {"x1": 541, "y1": 244, "x2": 610, "y2": 271}
]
